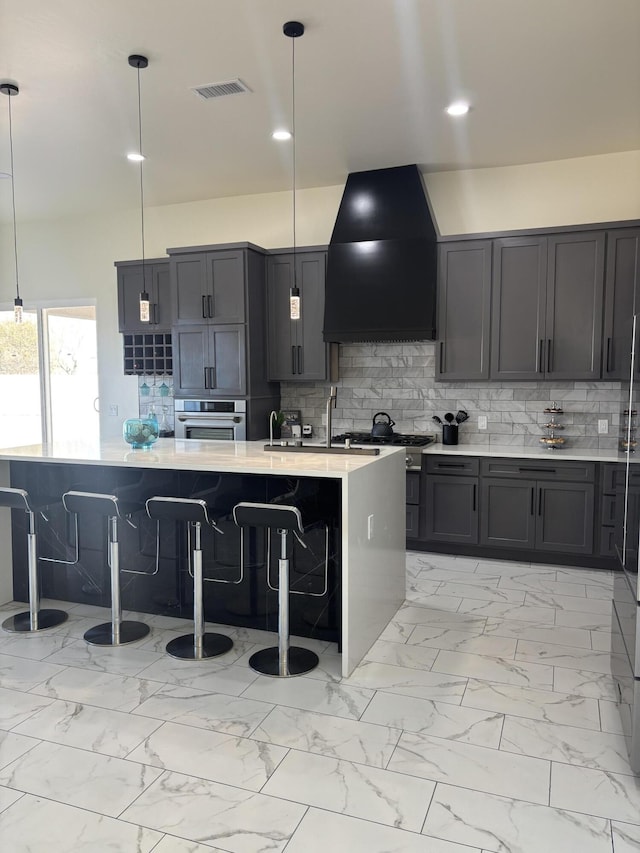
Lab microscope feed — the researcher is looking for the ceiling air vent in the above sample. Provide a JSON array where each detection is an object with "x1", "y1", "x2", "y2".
[{"x1": 191, "y1": 79, "x2": 252, "y2": 100}]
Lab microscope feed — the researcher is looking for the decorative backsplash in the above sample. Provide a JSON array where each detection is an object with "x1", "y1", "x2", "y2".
[
  {"x1": 280, "y1": 342, "x2": 623, "y2": 450},
  {"x1": 136, "y1": 375, "x2": 175, "y2": 435}
]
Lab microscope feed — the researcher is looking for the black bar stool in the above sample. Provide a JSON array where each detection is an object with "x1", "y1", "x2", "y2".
[
  {"x1": 0, "y1": 487, "x2": 68, "y2": 633},
  {"x1": 233, "y1": 501, "x2": 321, "y2": 677},
  {"x1": 62, "y1": 491, "x2": 151, "y2": 645},
  {"x1": 145, "y1": 496, "x2": 237, "y2": 660}
]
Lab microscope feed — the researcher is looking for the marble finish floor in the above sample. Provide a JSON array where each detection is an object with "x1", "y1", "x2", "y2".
[{"x1": 0, "y1": 552, "x2": 638, "y2": 852}]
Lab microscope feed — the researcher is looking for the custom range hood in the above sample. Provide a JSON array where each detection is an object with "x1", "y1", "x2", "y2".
[{"x1": 323, "y1": 164, "x2": 437, "y2": 343}]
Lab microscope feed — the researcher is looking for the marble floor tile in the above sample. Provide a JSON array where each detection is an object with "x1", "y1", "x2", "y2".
[
  {"x1": 416, "y1": 567, "x2": 500, "y2": 585},
  {"x1": 501, "y1": 715, "x2": 633, "y2": 774},
  {"x1": 128, "y1": 720, "x2": 288, "y2": 791},
  {"x1": 406, "y1": 578, "x2": 442, "y2": 599},
  {"x1": 555, "y1": 609, "x2": 613, "y2": 632},
  {"x1": 136, "y1": 657, "x2": 259, "y2": 695},
  {"x1": 363, "y1": 638, "x2": 439, "y2": 669},
  {"x1": 590, "y1": 630, "x2": 612, "y2": 652},
  {"x1": 42, "y1": 639, "x2": 164, "y2": 677},
  {"x1": 263, "y1": 749, "x2": 435, "y2": 831},
  {"x1": 120, "y1": 769, "x2": 306, "y2": 853},
  {"x1": 343, "y1": 660, "x2": 468, "y2": 704},
  {"x1": 0, "y1": 793, "x2": 163, "y2": 852},
  {"x1": 0, "y1": 685, "x2": 53, "y2": 728},
  {"x1": 379, "y1": 619, "x2": 416, "y2": 643},
  {"x1": 497, "y1": 575, "x2": 586, "y2": 596},
  {"x1": 0, "y1": 740, "x2": 162, "y2": 816},
  {"x1": 474, "y1": 560, "x2": 540, "y2": 577},
  {"x1": 457, "y1": 599, "x2": 557, "y2": 623},
  {"x1": 152, "y1": 837, "x2": 228, "y2": 853},
  {"x1": 388, "y1": 731, "x2": 550, "y2": 804},
  {"x1": 554, "y1": 569, "x2": 613, "y2": 588},
  {"x1": 132, "y1": 683, "x2": 274, "y2": 737},
  {"x1": 435, "y1": 582, "x2": 526, "y2": 604},
  {"x1": 0, "y1": 630, "x2": 77, "y2": 660},
  {"x1": 551, "y1": 762, "x2": 640, "y2": 823},
  {"x1": 553, "y1": 667, "x2": 622, "y2": 702},
  {"x1": 612, "y1": 821, "x2": 640, "y2": 853},
  {"x1": 586, "y1": 584, "x2": 615, "y2": 600},
  {"x1": 251, "y1": 705, "x2": 400, "y2": 767},
  {"x1": 432, "y1": 650, "x2": 554, "y2": 690},
  {"x1": 462, "y1": 679, "x2": 601, "y2": 730},
  {"x1": 242, "y1": 673, "x2": 374, "y2": 719},
  {"x1": 0, "y1": 731, "x2": 39, "y2": 771},
  {"x1": 0, "y1": 652, "x2": 65, "y2": 691},
  {"x1": 515, "y1": 639, "x2": 621, "y2": 674},
  {"x1": 0, "y1": 784, "x2": 23, "y2": 814},
  {"x1": 482, "y1": 617, "x2": 592, "y2": 648},
  {"x1": 599, "y1": 699, "x2": 629, "y2": 735},
  {"x1": 394, "y1": 604, "x2": 487, "y2": 631},
  {"x1": 361, "y1": 690, "x2": 504, "y2": 747},
  {"x1": 13, "y1": 698, "x2": 163, "y2": 758},
  {"x1": 424, "y1": 783, "x2": 611, "y2": 853},
  {"x1": 44, "y1": 613, "x2": 110, "y2": 640},
  {"x1": 408, "y1": 626, "x2": 518, "y2": 658},
  {"x1": 524, "y1": 591, "x2": 612, "y2": 614},
  {"x1": 30, "y1": 666, "x2": 162, "y2": 711},
  {"x1": 411, "y1": 553, "x2": 479, "y2": 573},
  {"x1": 285, "y1": 806, "x2": 480, "y2": 853}
]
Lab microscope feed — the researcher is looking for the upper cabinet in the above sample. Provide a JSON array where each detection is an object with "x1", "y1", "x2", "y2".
[
  {"x1": 266, "y1": 249, "x2": 329, "y2": 381},
  {"x1": 116, "y1": 259, "x2": 170, "y2": 332},
  {"x1": 490, "y1": 231, "x2": 605, "y2": 381},
  {"x1": 602, "y1": 228, "x2": 640, "y2": 379},
  {"x1": 436, "y1": 241, "x2": 492, "y2": 381},
  {"x1": 170, "y1": 249, "x2": 246, "y2": 325}
]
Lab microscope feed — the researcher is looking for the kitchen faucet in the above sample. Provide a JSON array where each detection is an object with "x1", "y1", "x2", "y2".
[{"x1": 326, "y1": 386, "x2": 337, "y2": 447}]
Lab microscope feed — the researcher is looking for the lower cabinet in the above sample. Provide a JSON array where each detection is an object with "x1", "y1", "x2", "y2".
[
  {"x1": 406, "y1": 471, "x2": 421, "y2": 540},
  {"x1": 480, "y1": 477, "x2": 536, "y2": 549},
  {"x1": 424, "y1": 475, "x2": 478, "y2": 544}
]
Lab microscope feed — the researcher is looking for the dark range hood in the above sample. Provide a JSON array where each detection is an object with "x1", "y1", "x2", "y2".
[{"x1": 323, "y1": 164, "x2": 438, "y2": 343}]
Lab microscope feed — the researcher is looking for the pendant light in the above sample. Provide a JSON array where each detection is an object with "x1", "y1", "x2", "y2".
[
  {"x1": 1, "y1": 82, "x2": 23, "y2": 323},
  {"x1": 128, "y1": 54, "x2": 150, "y2": 323},
  {"x1": 283, "y1": 21, "x2": 304, "y2": 321}
]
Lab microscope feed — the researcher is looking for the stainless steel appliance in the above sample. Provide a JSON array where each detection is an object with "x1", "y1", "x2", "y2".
[
  {"x1": 331, "y1": 431, "x2": 436, "y2": 469},
  {"x1": 175, "y1": 399, "x2": 246, "y2": 441},
  {"x1": 612, "y1": 314, "x2": 640, "y2": 772}
]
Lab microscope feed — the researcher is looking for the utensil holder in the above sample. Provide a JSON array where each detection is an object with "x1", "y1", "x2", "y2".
[{"x1": 442, "y1": 424, "x2": 458, "y2": 445}]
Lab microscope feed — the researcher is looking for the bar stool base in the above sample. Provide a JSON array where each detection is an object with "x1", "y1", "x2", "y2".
[
  {"x1": 249, "y1": 646, "x2": 319, "y2": 677},
  {"x1": 2, "y1": 608, "x2": 68, "y2": 633},
  {"x1": 84, "y1": 621, "x2": 150, "y2": 646},
  {"x1": 166, "y1": 632, "x2": 233, "y2": 660}
]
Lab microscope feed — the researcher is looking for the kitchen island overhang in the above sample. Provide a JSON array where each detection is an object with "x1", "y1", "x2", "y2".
[{"x1": 0, "y1": 439, "x2": 406, "y2": 676}]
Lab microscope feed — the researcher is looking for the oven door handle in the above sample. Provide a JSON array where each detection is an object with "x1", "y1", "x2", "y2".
[{"x1": 177, "y1": 415, "x2": 243, "y2": 423}]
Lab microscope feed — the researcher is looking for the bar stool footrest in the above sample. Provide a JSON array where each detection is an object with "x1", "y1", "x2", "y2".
[
  {"x1": 249, "y1": 646, "x2": 319, "y2": 677},
  {"x1": 166, "y1": 632, "x2": 233, "y2": 661},
  {"x1": 84, "y1": 621, "x2": 150, "y2": 646},
  {"x1": 2, "y1": 608, "x2": 68, "y2": 633}
]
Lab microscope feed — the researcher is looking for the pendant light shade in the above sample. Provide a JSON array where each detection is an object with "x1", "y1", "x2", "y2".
[
  {"x1": 283, "y1": 21, "x2": 304, "y2": 321},
  {"x1": 1, "y1": 82, "x2": 23, "y2": 323},
  {"x1": 128, "y1": 54, "x2": 150, "y2": 323}
]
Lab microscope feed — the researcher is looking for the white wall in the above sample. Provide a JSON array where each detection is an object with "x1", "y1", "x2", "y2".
[{"x1": 0, "y1": 150, "x2": 638, "y2": 439}]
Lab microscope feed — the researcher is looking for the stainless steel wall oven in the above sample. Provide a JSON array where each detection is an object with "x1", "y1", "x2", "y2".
[{"x1": 174, "y1": 399, "x2": 246, "y2": 442}]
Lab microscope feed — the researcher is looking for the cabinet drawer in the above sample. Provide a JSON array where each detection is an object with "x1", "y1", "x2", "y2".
[
  {"x1": 406, "y1": 471, "x2": 421, "y2": 505},
  {"x1": 425, "y1": 456, "x2": 479, "y2": 476},
  {"x1": 480, "y1": 458, "x2": 595, "y2": 483}
]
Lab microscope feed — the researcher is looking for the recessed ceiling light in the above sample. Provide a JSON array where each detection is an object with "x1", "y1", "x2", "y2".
[
  {"x1": 446, "y1": 101, "x2": 470, "y2": 116},
  {"x1": 272, "y1": 130, "x2": 292, "y2": 141},
  {"x1": 127, "y1": 152, "x2": 145, "y2": 162}
]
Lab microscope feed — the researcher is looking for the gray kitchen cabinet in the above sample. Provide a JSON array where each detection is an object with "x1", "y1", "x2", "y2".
[
  {"x1": 490, "y1": 232, "x2": 605, "y2": 381},
  {"x1": 267, "y1": 249, "x2": 328, "y2": 381},
  {"x1": 173, "y1": 325, "x2": 246, "y2": 396},
  {"x1": 436, "y1": 240, "x2": 492, "y2": 380},
  {"x1": 406, "y1": 470, "x2": 421, "y2": 540},
  {"x1": 424, "y1": 457, "x2": 479, "y2": 545},
  {"x1": 170, "y1": 246, "x2": 251, "y2": 325},
  {"x1": 480, "y1": 477, "x2": 537, "y2": 550},
  {"x1": 116, "y1": 259, "x2": 170, "y2": 331},
  {"x1": 536, "y1": 481, "x2": 594, "y2": 554},
  {"x1": 602, "y1": 228, "x2": 640, "y2": 379}
]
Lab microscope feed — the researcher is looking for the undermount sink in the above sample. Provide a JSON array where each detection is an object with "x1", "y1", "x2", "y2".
[{"x1": 263, "y1": 443, "x2": 380, "y2": 456}]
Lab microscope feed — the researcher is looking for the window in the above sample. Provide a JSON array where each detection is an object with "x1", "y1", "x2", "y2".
[{"x1": 0, "y1": 304, "x2": 99, "y2": 448}]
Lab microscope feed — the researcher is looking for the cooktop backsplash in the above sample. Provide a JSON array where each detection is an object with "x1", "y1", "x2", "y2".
[{"x1": 280, "y1": 342, "x2": 622, "y2": 450}]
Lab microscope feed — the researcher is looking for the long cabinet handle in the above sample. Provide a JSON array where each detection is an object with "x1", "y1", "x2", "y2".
[
  {"x1": 201, "y1": 295, "x2": 207, "y2": 319},
  {"x1": 606, "y1": 337, "x2": 612, "y2": 374},
  {"x1": 298, "y1": 345, "x2": 303, "y2": 375},
  {"x1": 538, "y1": 488, "x2": 543, "y2": 516},
  {"x1": 439, "y1": 341, "x2": 445, "y2": 373},
  {"x1": 519, "y1": 466, "x2": 556, "y2": 473},
  {"x1": 530, "y1": 487, "x2": 535, "y2": 515},
  {"x1": 203, "y1": 367, "x2": 209, "y2": 389},
  {"x1": 152, "y1": 303, "x2": 158, "y2": 325},
  {"x1": 472, "y1": 484, "x2": 477, "y2": 512},
  {"x1": 209, "y1": 366, "x2": 216, "y2": 389},
  {"x1": 547, "y1": 339, "x2": 552, "y2": 374},
  {"x1": 208, "y1": 295, "x2": 213, "y2": 318},
  {"x1": 291, "y1": 345, "x2": 296, "y2": 375},
  {"x1": 538, "y1": 339, "x2": 544, "y2": 374}
]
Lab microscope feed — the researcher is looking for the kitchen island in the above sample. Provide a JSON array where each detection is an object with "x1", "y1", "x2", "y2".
[{"x1": 0, "y1": 438, "x2": 405, "y2": 676}]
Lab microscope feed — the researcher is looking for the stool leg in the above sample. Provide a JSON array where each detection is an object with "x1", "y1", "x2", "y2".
[
  {"x1": 2, "y1": 509, "x2": 67, "y2": 633},
  {"x1": 165, "y1": 520, "x2": 233, "y2": 661},
  {"x1": 83, "y1": 515, "x2": 149, "y2": 646}
]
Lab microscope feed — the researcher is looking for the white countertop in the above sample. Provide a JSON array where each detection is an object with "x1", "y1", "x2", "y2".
[
  {"x1": 0, "y1": 438, "x2": 404, "y2": 479},
  {"x1": 421, "y1": 443, "x2": 622, "y2": 463}
]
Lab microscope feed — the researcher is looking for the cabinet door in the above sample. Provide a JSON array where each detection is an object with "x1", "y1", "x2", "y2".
[
  {"x1": 296, "y1": 252, "x2": 327, "y2": 380},
  {"x1": 266, "y1": 255, "x2": 295, "y2": 380},
  {"x1": 490, "y1": 237, "x2": 547, "y2": 380},
  {"x1": 171, "y1": 254, "x2": 209, "y2": 324},
  {"x1": 151, "y1": 264, "x2": 171, "y2": 327},
  {"x1": 117, "y1": 264, "x2": 146, "y2": 332},
  {"x1": 406, "y1": 505, "x2": 421, "y2": 540},
  {"x1": 118, "y1": 262, "x2": 170, "y2": 331},
  {"x1": 424, "y1": 475, "x2": 478, "y2": 544},
  {"x1": 480, "y1": 477, "x2": 536, "y2": 550},
  {"x1": 603, "y1": 229, "x2": 640, "y2": 379},
  {"x1": 173, "y1": 326, "x2": 209, "y2": 395},
  {"x1": 205, "y1": 251, "x2": 246, "y2": 324},
  {"x1": 545, "y1": 232, "x2": 605, "y2": 380},
  {"x1": 208, "y1": 325, "x2": 246, "y2": 395},
  {"x1": 535, "y1": 482, "x2": 594, "y2": 554},
  {"x1": 437, "y1": 241, "x2": 492, "y2": 380}
]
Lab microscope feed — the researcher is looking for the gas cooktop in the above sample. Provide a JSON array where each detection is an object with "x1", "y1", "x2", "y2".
[{"x1": 332, "y1": 432, "x2": 436, "y2": 447}]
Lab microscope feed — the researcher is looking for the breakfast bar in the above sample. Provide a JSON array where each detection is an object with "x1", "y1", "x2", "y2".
[{"x1": 0, "y1": 438, "x2": 406, "y2": 676}]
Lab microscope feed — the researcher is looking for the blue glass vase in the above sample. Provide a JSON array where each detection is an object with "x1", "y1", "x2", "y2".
[{"x1": 123, "y1": 417, "x2": 159, "y2": 449}]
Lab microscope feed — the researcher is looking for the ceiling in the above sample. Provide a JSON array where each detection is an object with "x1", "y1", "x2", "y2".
[{"x1": 0, "y1": 0, "x2": 639, "y2": 223}]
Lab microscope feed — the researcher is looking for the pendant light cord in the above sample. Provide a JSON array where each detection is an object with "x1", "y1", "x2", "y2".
[
  {"x1": 6, "y1": 91, "x2": 19, "y2": 300},
  {"x1": 136, "y1": 65, "x2": 146, "y2": 272},
  {"x1": 291, "y1": 34, "x2": 297, "y2": 260}
]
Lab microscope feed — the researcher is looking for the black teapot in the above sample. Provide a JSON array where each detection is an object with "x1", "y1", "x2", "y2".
[{"x1": 371, "y1": 412, "x2": 395, "y2": 438}]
